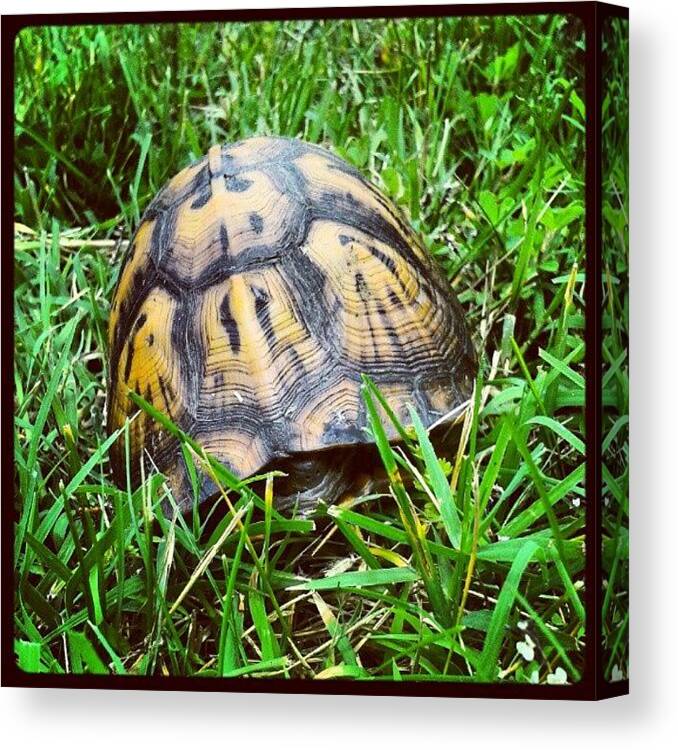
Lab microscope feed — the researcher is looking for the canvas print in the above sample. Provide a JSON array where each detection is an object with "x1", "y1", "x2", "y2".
[{"x1": 6, "y1": 3, "x2": 628, "y2": 697}]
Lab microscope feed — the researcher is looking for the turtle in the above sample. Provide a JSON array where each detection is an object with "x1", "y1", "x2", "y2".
[{"x1": 106, "y1": 135, "x2": 476, "y2": 514}]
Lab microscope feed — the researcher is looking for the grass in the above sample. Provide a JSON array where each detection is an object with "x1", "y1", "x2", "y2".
[
  {"x1": 600, "y1": 16, "x2": 629, "y2": 683},
  {"x1": 12, "y1": 13, "x2": 603, "y2": 683}
]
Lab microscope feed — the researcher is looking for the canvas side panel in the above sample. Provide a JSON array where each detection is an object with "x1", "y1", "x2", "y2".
[{"x1": 600, "y1": 13, "x2": 629, "y2": 687}]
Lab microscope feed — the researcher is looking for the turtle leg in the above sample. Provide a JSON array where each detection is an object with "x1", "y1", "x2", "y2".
[
  {"x1": 272, "y1": 446, "x2": 379, "y2": 515},
  {"x1": 176, "y1": 443, "x2": 389, "y2": 518}
]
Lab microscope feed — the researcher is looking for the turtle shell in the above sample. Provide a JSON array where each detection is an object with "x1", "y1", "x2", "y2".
[{"x1": 107, "y1": 136, "x2": 476, "y2": 511}]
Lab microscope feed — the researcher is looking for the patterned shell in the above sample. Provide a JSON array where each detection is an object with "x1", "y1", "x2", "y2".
[{"x1": 107, "y1": 136, "x2": 476, "y2": 509}]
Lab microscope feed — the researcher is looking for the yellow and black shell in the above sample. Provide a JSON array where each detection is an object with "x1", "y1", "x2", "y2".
[{"x1": 107, "y1": 136, "x2": 476, "y2": 512}]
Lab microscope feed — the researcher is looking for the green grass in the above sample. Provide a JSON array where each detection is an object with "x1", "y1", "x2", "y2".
[
  {"x1": 13, "y1": 13, "x2": 594, "y2": 683},
  {"x1": 601, "y1": 16, "x2": 629, "y2": 683}
]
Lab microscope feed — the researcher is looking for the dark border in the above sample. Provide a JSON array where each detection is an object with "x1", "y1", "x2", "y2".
[{"x1": 1, "y1": 1, "x2": 629, "y2": 701}]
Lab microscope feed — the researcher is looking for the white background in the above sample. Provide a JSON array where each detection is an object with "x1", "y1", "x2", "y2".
[{"x1": 2, "y1": 0, "x2": 676, "y2": 746}]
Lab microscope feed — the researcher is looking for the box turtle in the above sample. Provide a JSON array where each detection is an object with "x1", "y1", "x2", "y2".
[{"x1": 107, "y1": 136, "x2": 476, "y2": 514}]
